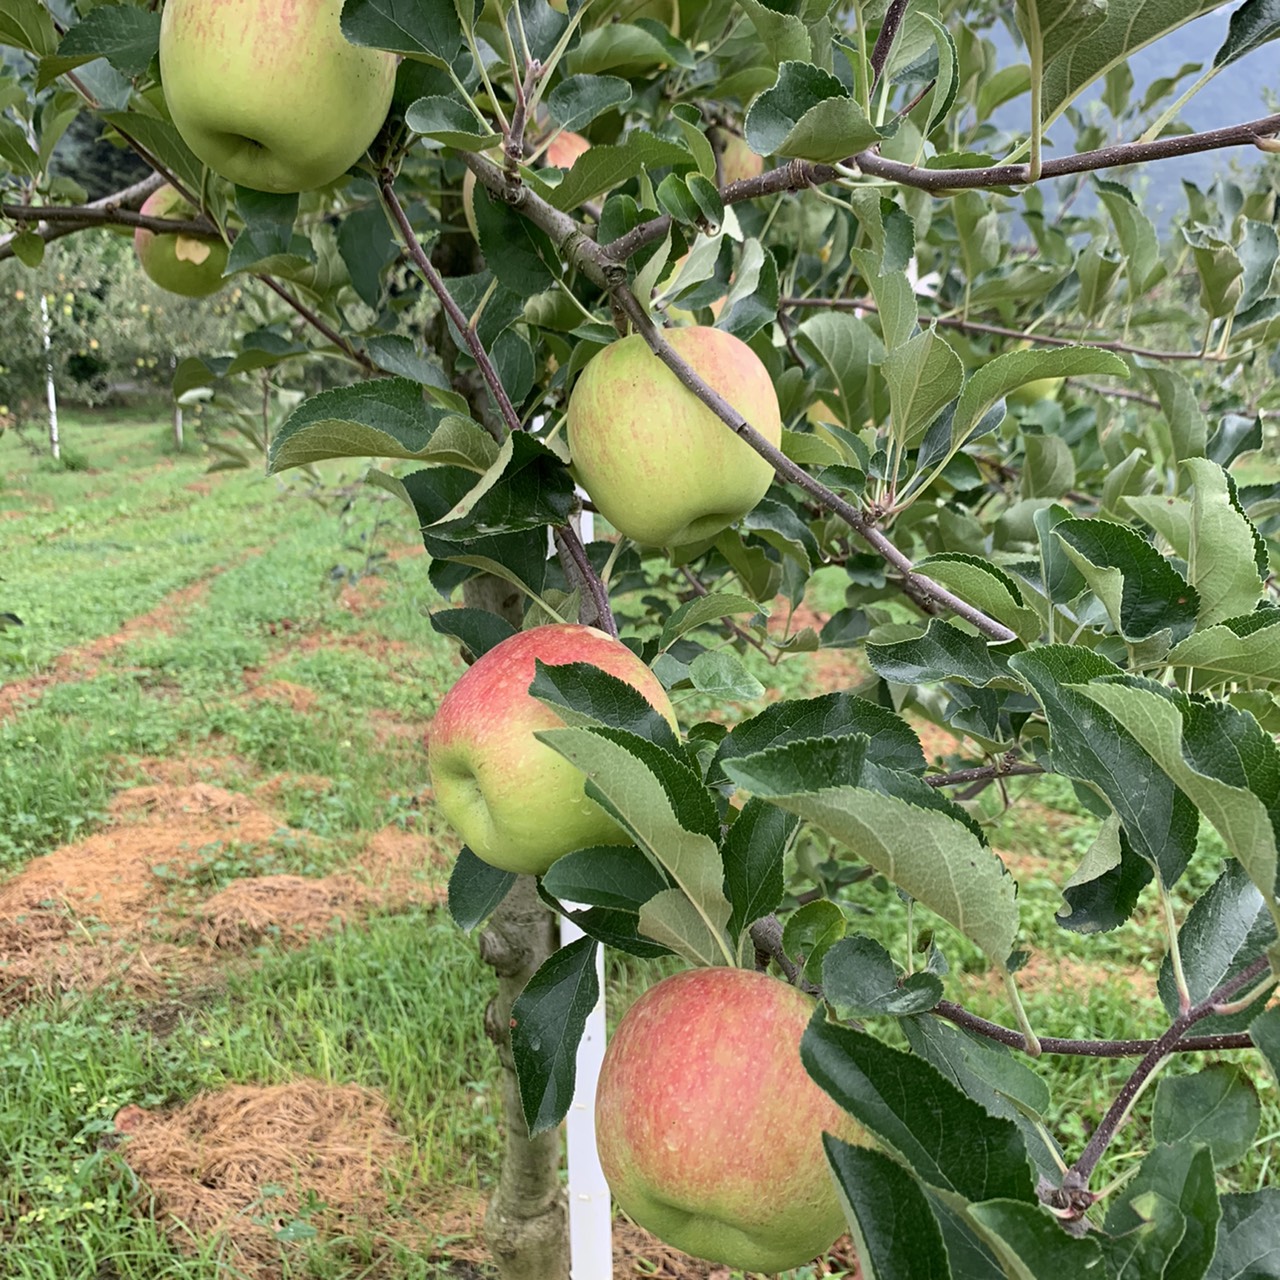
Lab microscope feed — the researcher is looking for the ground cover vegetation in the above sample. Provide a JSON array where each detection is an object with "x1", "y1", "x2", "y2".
[{"x1": 4, "y1": 0, "x2": 1280, "y2": 1277}]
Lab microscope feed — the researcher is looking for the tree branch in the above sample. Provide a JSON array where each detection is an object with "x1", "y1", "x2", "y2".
[
  {"x1": 381, "y1": 171, "x2": 618, "y2": 638},
  {"x1": 598, "y1": 112, "x2": 1280, "y2": 263},
  {"x1": 869, "y1": 0, "x2": 911, "y2": 88},
  {"x1": 1054, "y1": 953, "x2": 1274, "y2": 1207},
  {"x1": 782, "y1": 296, "x2": 1230, "y2": 363},
  {"x1": 0, "y1": 174, "x2": 165, "y2": 263},
  {"x1": 0, "y1": 200, "x2": 214, "y2": 238},
  {"x1": 925, "y1": 761, "x2": 1044, "y2": 788},
  {"x1": 256, "y1": 276, "x2": 376, "y2": 373}
]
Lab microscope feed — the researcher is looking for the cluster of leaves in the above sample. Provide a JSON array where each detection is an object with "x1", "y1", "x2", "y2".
[{"x1": 5, "y1": 0, "x2": 1280, "y2": 1275}]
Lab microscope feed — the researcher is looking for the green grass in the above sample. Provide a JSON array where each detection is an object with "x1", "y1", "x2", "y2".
[{"x1": 1, "y1": 412, "x2": 1276, "y2": 1277}]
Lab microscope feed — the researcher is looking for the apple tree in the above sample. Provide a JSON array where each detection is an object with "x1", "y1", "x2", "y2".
[{"x1": 4, "y1": 0, "x2": 1280, "y2": 1276}]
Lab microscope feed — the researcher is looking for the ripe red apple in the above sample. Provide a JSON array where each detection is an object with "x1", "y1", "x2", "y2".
[
  {"x1": 159, "y1": 0, "x2": 397, "y2": 193},
  {"x1": 596, "y1": 966, "x2": 861, "y2": 1272},
  {"x1": 427, "y1": 623, "x2": 677, "y2": 875},
  {"x1": 566, "y1": 326, "x2": 781, "y2": 546},
  {"x1": 132, "y1": 185, "x2": 227, "y2": 298}
]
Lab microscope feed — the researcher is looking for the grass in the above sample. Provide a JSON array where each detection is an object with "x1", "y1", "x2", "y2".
[{"x1": 1, "y1": 407, "x2": 1276, "y2": 1277}]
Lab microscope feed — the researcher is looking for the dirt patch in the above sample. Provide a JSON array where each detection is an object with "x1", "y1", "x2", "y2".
[
  {"x1": 369, "y1": 708, "x2": 430, "y2": 750},
  {"x1": 0, "y1": 556, "x2": 260, "y2": 722},
  {"x1": 197, "y1": 873, "x2": 368, "y2": 948},
  {"x1": 253, "y1": 772, "x2": 333, "y2": 805},
  {"x1": 115, "y1": 1080, "x2": 407, "y2": 1276},
  {"x1": 128, "y1": 753, "x2": 252, "y2": 788},
  {"x1": 242, "y1": 679, "x2": 319, "y2": 714},
  {"x1": 356, "y1": 823, "x2": 451, "y2": 907}
]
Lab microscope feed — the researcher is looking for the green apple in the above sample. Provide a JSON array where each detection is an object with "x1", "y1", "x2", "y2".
[
  {"x1": 712, "y1": 127, "x2": 764, "y2": 187},
  {"x1": 567, "y1": 326, "x2": 781, "y2": 547},
  {"x1": 596, "y1": 966, "x2": 864, "y2": 1272},
  {"x1": 158, "y1": 0, "x2": 397, "y2": 193},
  {"x1": 427, "y1": 623, "x2": 678, "y2": 875},
  {"x1": 132, "y1": 185, "x2": 227, "y2": 298}
]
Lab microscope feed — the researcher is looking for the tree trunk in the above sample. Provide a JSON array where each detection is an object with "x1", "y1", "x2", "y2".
[
  {"x1": 39, "y1": 294, "x2": 59, "y2": 461},
  {"x1": 172, "y1": 355, "x2": 184, "y2": 450},
  {"x1": 462, "y1": 574, "x2": 570, "y2": 1280}
]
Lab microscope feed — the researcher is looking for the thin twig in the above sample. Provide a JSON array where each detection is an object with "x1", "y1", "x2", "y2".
[
  {"x1": 869, "y1": 0, "x2": 911, "y2": 88},
  {"x1": 678, "y1": 566, "x2": 770, "y2": 657},
  {"x1": 925, "y1": 762, "x2": 1044, "y2": 788},
  {"x1": 782, "y1": 297, "x2": 1226, "y2": 363},
  {"x1": 257, "y1": 277, "x2": 376, "y2": 373},
  {"x1": 554, "y1": 526, "x2": 619, "y2": 638},
  {"x1": 0, "y1": 174, "x2": 165, "y2": 263},
  {"x1": 0, "y1": 201, "x2": 213, "y2": 237},
  {"x1": 1057, "y1": 954, "x2": 1273, "y2": 1204}
]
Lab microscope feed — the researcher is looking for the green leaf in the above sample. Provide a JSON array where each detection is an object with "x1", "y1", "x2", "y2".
[
  {"x1": 510, "y1": 935, "x2": 599, "y2": 1135},
  {"x1": 537, "y1": 726, "x2": 734, "y2": 965},
  {"x1": 1097, "y1": 179, "x2": 1165, "y2": 300},
  {"x1": 101, "y1": 111, "x2": 205, "y2": 196},
  {"x1": 967, "y1": 1200, "x2": 1105, "y2": 1278},
  {"x1": 472, "y1": 184, "x2": 558, "y2": 294},
  {"x1": 268, "y1": 379, "x2": 482, "y2": 473},
  {"x1": 795, "y1": 311, "x2": 883, "y2": 429},
  {"x1": 340, "y1": 0, "x2": 463, "y2": 68},
  {"x1": 1040, "y1": 0, "x2": 1224, "y2": 125},
  {"x1": 802, "y1": 1016, "x2": 1037, "y2": 1204},
  {"x1": 1158, "y1": 860, "x2": 1276, "y2": 1033},
  {"x1": 546, "y1": 74, "x2": 632, "y2": 132},
  {"x1": 0, "y1": 0, "x2": 58, "y2": 56},
  {"x1": 1216, "y1": 0, "x2": 1280, "y2": 67},
  {"x1": 427, "y1": 607, "x2": 516, "y2": 662},
  {"x1": 1102, "y1": 1144, "x2": 1219, "y2": 1280},
  {"x1": 916, "y1": 555, "x2": 1042, "y2": 642},
  {"x1": 1054, "y1": 517, "x2": 1199, "y2": 642},
  {"x1": 882, "y1": 327, "x2": 965, "y2": 451},
  {"x1": 709, "y1": 692, "x2": 925, "y2": 789},
  {"x1": 1167, "y1": 618, "x2": 1280, "y2": 685},
  {"x1": 824, "y1": 1137, "x2": 953, "y2": 1280},
  {"x1": 447, "y1": 846, "x2": 515, "y2": 930},
  {"x1": 1185, "y1": 225, "x2": 1246, "y2": 318},
  {"x1": 724, "y1": 767, "x2": 1018, "y2": 969},
  {"x1": 1021, "y1": 433, "x2": 1076, "y2": 501},
  {"x1": 364, "y1": 335, "x2": 466, "y2": 407},
  {"x1": 1014, "y1": 0, "x2": 1108, "y2": 68},
  {"x1": 563, "y1": 21, "x2": 691, "y2": 76},
  {"x1": 404, "y1": 96, "x2": 500, "y2": 149},
  {"x1": 822, "y1": 935, "x2": 943, "y2": 1019},
  {"x1": 541, "y1": 844, "x2": 668, "y2": 913},
  {"x1": 548, "y1": 134, "x2": 692, "y2": 211},
  {"x1": 1145, "y1": 365, "x2": 1208, "y2": 463},
  {"x1": 9, "y1": 229, "x2": 44, "y2": 267},
  {"x1": 689, "y1": 649, "x2": 765, "y2": 701},
  {"x1": 1073, "y1": 680, "x2": 1280, "y2": 920},
  {"x1": 1185, "y1": 459, "x2": 1267, "y2": 628},
  {"x1": 528, "y1": 659, "x2": 681, "y2": 754},
  {"x1": 1208, "y1": 412, "x2": 1264, "y2": 469},
  {"x1": 1153, "y1": 1064, "x2": 1261, "y2": 1168},
  {"x1": 1238, "y1": 223, "x2": 1279, "y2": 314},
  {"x1": 745, "y1": 60, "x2": 888, "y2": 162},
  {"x1": 732, "y1": 0, "x2": 812, "y2": 65},
  {"x1": 722, "y1": 798, "x2": 794, "y2": 937},
  {"x1": 225, "y1": 188, "x2": 315, "y2": 277},
  {"x1": 1205, "y1": 1190, "x2": 1280, "y2": 1280},
  {"x1": 1010, "y1": 648, "x2": 1199, "y2": 891},
  {"x1": 659, "y1": 592, "x2": 760, "y2": 652},
  {"x1": 782, "y1": 899, "x2": 846, "y2": 982},
  {"x1": 39, "y1": 5, "x2": 160, "y2": 87},
  {"x1": 866, "y1": 619, "x2": 1019, "y2": 689},
  {"x1": 1253, "y1": 1007, "x2": 1280, "y2": 1088},
  {"x1": 338, "y1": 205, "x2": 399, "y2": 310}
]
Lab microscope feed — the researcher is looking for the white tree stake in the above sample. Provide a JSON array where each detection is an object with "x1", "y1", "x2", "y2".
[{"x1": 558, "y1": 501, "x2": 613, "y2": 1278}]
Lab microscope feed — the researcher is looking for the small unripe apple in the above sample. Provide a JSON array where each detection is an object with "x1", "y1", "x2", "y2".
[
  {"x1": 428, "y1": 624, "x2": 678, "y2": 875},
  {"x1": 159, "y1": 0, "x2": 397, "y2": 193},
  {"x1": 596, "y1": 966, "x2": 863, "y2": 1272},
  {"x1": 712, "y1": 127, "x2": 764, "y2": 186},
  {"x1": 133, "y1": 185, "x2": 227, "y2": 298},
  {"x1": 567, "y1": 326, "x2": 781, "y2": 547}
]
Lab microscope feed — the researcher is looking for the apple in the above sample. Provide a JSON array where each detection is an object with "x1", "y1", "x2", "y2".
[
  {"x1": 596, "y1": 966, "x2": 862, "y2": 1272},
  {"x1": 462, "y1": 131, "x2": 589, "y2": 240},
  {"x1": 427, "y1": 623, "x2": 678, "y2": 875},
  {"x1": 158, "y1": 0, "x2": 397, "y2": 193},
  {"x1": 567, "y1": 326, "x2": 781, "y2": 546},
  {"x1": 712, "y1": 127, "x2": 764, "y2": 187},
  {"x1": 132, "y1": 185, "x2": 228, "y2": 298}
]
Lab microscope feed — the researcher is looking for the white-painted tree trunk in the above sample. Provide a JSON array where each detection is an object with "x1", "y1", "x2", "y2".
[
  {"x1": 172, "y1": 357, "x2": 184, "y2": 450},
  {"x1": 39, "y1": 294, "x2": 59, "y2": 461}
]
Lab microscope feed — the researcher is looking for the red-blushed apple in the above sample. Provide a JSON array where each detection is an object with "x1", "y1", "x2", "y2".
[
  {"x1": 566, "y1": 326, "x2": 781, "y2": 546},
  {"x1": 133, "y1": 185, "x2": 228, "y2": 298},
  {"x1": 158, "y1": 0, "x2": 396, "y2": 194},
  {"x1": 712, "y1": 127, "x2": 764, "y2": 186},
  {"x1": 596, "y1": 966, "x2": 863, "y2": 1272},
  {"x1": 427, "y1": 623, "x2": 678, "y2": 875}
]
